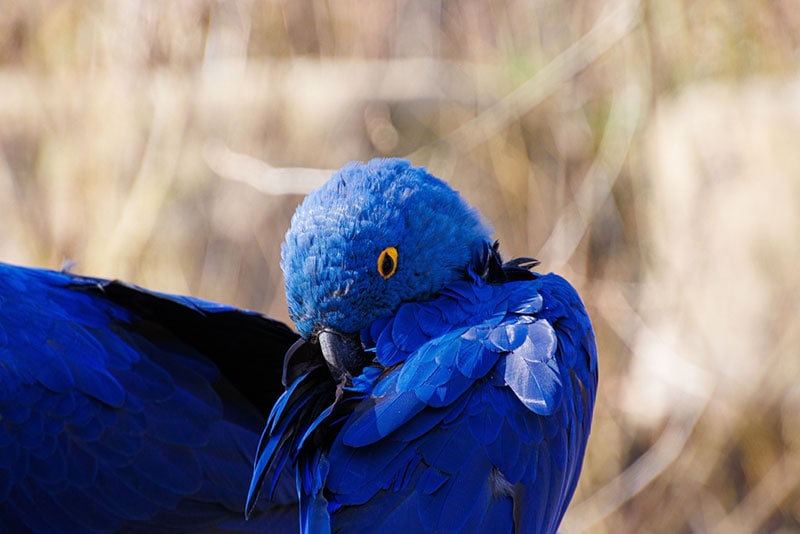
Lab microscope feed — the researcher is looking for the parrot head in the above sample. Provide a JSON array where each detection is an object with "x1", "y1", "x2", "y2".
[{"x1": 281, "y1": 158, "x2": 492, "y2": 375}]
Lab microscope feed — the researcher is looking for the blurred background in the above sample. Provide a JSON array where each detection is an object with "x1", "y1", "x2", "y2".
[{"x1": 1, "y1": 0, "x2": 798, "y2": 531}]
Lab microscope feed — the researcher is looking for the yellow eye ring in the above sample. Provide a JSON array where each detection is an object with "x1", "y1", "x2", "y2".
[{"x1": 377, "y1": 246, "x2": 398, "y2": 279}]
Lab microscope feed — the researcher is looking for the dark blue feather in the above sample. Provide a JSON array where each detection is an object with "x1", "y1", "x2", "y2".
[
  {"x1": 0, "y1": 262, "x2": 301, "y2": 532},
  {"x1": 251, "y1": 271, "x2": 597, "y2": 533}
]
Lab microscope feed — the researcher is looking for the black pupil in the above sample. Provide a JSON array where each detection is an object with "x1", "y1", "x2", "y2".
[{"x1": 381, "y1": 253, "x2": 395, "y2": 275}]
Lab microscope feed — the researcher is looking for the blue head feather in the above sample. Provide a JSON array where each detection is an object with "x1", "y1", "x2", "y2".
[{"x1": 282, "y1": 158, "x2": 493, "y2": 337}]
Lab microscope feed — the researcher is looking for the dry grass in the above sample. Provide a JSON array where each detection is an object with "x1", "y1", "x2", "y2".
[{"x1": 1, "y1": 0, "x2": 799, "y2": 531}]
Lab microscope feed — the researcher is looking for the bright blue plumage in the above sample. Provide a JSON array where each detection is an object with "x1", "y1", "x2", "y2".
[
  {"x1": 247, "y1": 158, "x2": 598, "y2": 533},
  {"x1": 0, "y1": 265, "x2": 299, "y2": 532},
  {"x1": 1, "y1": 157, "x2": 595, "y2": 532}
]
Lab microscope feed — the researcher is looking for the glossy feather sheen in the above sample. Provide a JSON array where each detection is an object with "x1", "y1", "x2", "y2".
[
  {"x1": 0, "y1": 264, "x2": 299, "y2": 533},
  {"x1": 339, "y1": 273, "x2": 594, "y2": 532},
  {"x1": 250, "y1": 267, "x2": 596, "y2": 533}
]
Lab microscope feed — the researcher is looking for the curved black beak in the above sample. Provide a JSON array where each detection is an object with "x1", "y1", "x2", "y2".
[{"x1": 317, "y1": 329, "x2": 369, "y2": 381}]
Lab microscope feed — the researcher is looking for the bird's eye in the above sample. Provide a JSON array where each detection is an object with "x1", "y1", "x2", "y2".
[{"x1": 377, "y1": 247, "x2": 398, "y2": 279}]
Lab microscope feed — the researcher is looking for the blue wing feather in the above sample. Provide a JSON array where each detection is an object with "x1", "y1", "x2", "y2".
[
  {"x1": 0, "y1": 262, "x2": 301, "y2": 532},
  {"x1": 249, "y1": 264, "x2": 597, "y2": 533}
]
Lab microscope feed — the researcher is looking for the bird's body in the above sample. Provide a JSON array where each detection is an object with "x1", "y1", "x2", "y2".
[
  {"x1": 248, "y1": 159, "x2": 598, "y2": 534},
  {"x1": 0, "y1": 264, "x2": 298, "y2": 532},
  {"x1": 0, "y1": 158, "x2": 596, "y2": 533}
]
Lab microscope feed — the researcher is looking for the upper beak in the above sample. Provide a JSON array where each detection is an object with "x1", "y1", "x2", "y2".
[{"x1": 317, "y1": 329, "x2": 369, "y2": 381}]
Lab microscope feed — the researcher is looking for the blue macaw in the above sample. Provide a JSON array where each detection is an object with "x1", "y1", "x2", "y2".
[
  {"x1": 247, "y1": 158, "x2": 598, "y2": 533},
  {"x1": 1, "y1": 158, "x2": 595, "y2": 533},
  {"x1": 0, "y1": 266, "x2": 300, "y2": 532}
]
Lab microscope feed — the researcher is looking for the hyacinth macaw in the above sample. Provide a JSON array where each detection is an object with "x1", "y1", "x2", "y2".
[
  {"x1": 1, "y1": 157, "x2": 596, "y2": 533},
  {"x1": 0, "y1": 266, "x2": 300, "y2": 532},
  {"x1": 247, "y1": 158, "x2": 598, "y2": 534}
]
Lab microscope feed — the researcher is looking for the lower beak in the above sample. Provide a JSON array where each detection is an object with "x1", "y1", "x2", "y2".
[{"x1": 317, "y1": 329, "x2": 369, "y2": 381}]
